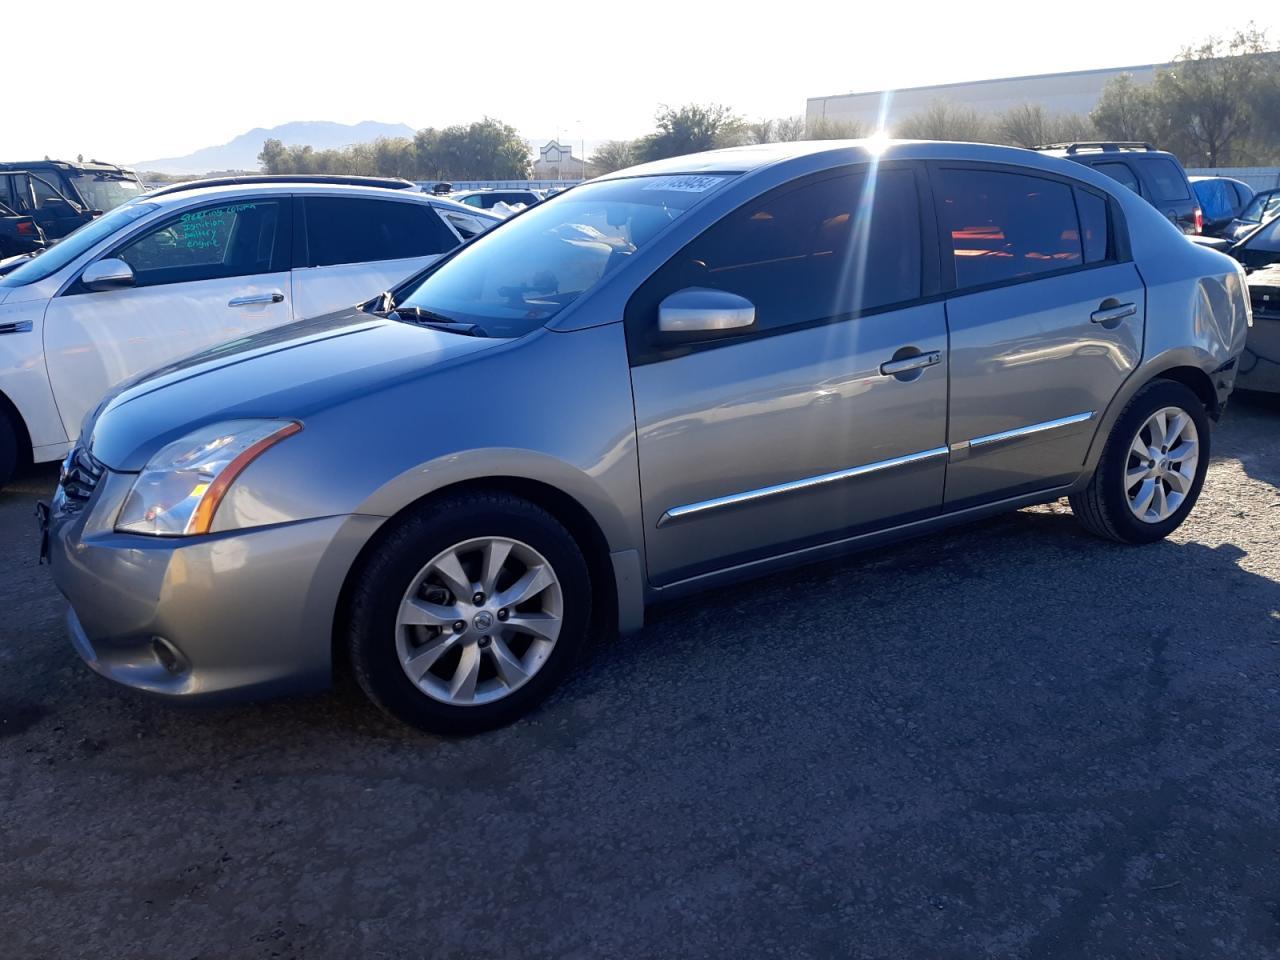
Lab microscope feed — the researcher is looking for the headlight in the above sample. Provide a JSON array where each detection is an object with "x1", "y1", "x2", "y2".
[{"x1": 115, "y1": 419, "x2": 302, "y2": 536}]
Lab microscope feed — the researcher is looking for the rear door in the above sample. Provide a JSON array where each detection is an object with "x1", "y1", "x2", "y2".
[
  {"x1": 629, "y1": 164, "x2": 949, "y2": 585},
  {"x1": 43, "y1": 197, "x2": 293, "y2": 437},
  {"x1": 932, "y1": 163, "x2": 1145, "y2": 508},
  {"x1": 292, "y1": 195, "x2": 460, "y2": 318}
]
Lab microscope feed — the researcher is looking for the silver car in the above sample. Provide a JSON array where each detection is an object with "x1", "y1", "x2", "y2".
[{"x1": 46, "y1": 141, "x2": 1252, "y2": 734}]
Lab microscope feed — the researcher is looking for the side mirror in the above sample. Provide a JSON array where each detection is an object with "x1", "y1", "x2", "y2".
[
  {"x1": 658, "y1": 287, "x2": 756, "y2": 336},
  {"x1": 81, "y1": 258, "x2": 135, "y2": 292}
]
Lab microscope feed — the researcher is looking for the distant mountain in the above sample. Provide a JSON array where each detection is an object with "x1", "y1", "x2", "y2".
[{"x1": 132, "y1": 120, "x2": 417, "y2": 174}]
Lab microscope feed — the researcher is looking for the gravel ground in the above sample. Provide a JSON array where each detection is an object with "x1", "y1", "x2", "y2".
[{"x1": 1, "y1": 394, "x2": 1278, "y2": 960}]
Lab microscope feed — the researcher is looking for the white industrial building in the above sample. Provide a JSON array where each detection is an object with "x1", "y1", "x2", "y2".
[{"x1": 807, "y1": 62, "x2": 1164, "y2": 130}]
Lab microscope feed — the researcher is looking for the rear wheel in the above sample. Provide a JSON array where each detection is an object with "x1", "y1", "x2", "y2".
[
  {"x1": 347, "y1": 491, "x2": 591, "y2": 734},
  {"x1": 1070, "y1": 379, "x2": 1210, "y2": 543}
]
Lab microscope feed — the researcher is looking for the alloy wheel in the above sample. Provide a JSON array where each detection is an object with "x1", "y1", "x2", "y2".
[
  {"x1": 395, "y1": 537, "x2": 563, "y2": 706},
  {"x1": 1125, "y1": 405, "x2": 1200, "y2": 524}
]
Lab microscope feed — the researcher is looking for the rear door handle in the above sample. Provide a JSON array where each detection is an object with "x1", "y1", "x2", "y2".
[
  {"x1": 229, "y1": 292, "x2": 284, "y2": 307},
  {"x1": 880, "y1": 351, "x2": 941, "y2": 377},
  {"x1": 1090, "y1": 302, "x2": 1136, "y2": 324}
]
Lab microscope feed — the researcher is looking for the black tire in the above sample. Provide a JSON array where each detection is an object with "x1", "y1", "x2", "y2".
[
  {"x1": 1069, "y1": 379, "x2": 1211, "y2": 544},
  {"x1": 0, "y1": 412, "x2": 18, "y2": 490},
  {"x1": 346, "y1": 490, "x2": 591, "y2": 735}
]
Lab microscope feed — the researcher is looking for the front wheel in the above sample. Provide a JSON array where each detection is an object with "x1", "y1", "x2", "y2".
[
  {"x1": 1070, "y1": 379, "x2": 1211, "y2": 544},
  {"x1": 346, "y1": 491, "x2": 591, "y2": 735}
]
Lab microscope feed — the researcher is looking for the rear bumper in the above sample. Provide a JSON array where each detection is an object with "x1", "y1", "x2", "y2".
[{"x1": 47, "y1": 471, "x2": 383, "y2": 702}]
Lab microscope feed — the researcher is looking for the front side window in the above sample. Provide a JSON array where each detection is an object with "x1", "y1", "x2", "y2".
[
  {"x1": 394, "y1": 174, "x2": 730, "y2": 338},
  {"x1": 304, "y1": 197, "x2": 457, "y2": 267},
  {"x1": 30, "y1": 175, "x2": 74, "y2": 210},
  {"x1": 1092, "y1": 162, "x2": 1141, "y2": 194},
  {"x1": 114, "y1": 200, "x2": 285, "y2": 288},
  {"x1": 0, "y1": 202, "x2": 157, "y2": 288},
  {"x1": 1146, "y1": 158, "x2": 1191, "y2": 201},
  {"x1": 636, "y1": 167, "x2": 922, "y2": 339},
  {"x1": 937, "y1": 168, "x2": 1085, "y2": 289}
]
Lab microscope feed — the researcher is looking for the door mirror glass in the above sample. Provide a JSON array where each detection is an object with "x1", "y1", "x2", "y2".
[
  {"x1": 658, "y1": 287, "x2": 756, "y2": 335},
  {"x1": 81, "y1": 258, "x2": 136, "y2": 292}
]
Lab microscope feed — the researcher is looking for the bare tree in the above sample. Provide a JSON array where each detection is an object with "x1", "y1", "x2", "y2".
[
  {"x1": 773, "y1": 116, "x2": 808, "y2": 141},
  {"x1": 895, "y1": 102, "x2": 992, "y2": 142},
  {"x1": 805, "y1": 117, "x2": 867, "y2": 140}
]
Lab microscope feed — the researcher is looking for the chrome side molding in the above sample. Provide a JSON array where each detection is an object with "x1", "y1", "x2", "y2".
[
  {"x1": 966, "y1": 411, "x2": 1095, "y2": 451},
  {"x1": 657, "y1": 446, "x2": 949, "y2": 527},
  {"x1": 0, "y1": 320, "x2": 34, "y2": 335}
]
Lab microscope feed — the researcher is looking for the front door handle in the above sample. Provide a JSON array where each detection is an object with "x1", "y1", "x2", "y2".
[
  {"x1": 1090, "y1": 302, "x2": 1136, "y2": 325},
  {"x1": 228, "y1": 292, "x2": 285, "y2": 307},
  {"x1": 880, "y1": 351, "x2": 941, "y2": 378}
]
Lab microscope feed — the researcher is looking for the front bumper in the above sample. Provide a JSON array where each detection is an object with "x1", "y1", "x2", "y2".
[
  {"x1": 47, "y1": 468, "x2": 382, "y2": 702},
  {"x1": 1237, "y1": 313, "x2": 1280, "y2": 393}
]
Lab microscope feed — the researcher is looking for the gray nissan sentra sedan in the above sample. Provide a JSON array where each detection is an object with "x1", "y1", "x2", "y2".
[{"x1": 45, "y1": 140, "x2": 1252, "y2": 734}]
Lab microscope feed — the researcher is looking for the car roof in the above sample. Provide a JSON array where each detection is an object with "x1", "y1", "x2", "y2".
[
  {"x1": 141, "y1": 181, "x2": 473, "y2": 207},
  {"x1": 133, "y1": 181, "x2": 503, "y2": 224},
  {"x1": 0, "y1": 159, "x2": 138, "y2": 175},
  {"x1": 596, "y1": 138, "x2": 1141, "y2": 182}
]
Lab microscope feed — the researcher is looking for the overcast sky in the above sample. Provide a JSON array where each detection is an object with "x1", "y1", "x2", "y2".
[{"x1": 7, "y1": 0, "x2": 1275, "y2": 163}]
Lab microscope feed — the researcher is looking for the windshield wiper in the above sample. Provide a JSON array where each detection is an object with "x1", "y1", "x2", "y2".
[{"x1": 390, "y1": 305, "x2": 488, "y2": 337}]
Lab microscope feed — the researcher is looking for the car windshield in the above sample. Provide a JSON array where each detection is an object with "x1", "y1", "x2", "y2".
[
  {"x1": 391, "y1": 174, "x2": 732, "y2": 337},
  {"x1": 0, "y1": 202, "x2": 157, "y2": 287},
  {"x1": 1240, "y1": 191, "x2": 1280, "y2": 224},
  {"x1": 68, "y1": 173, "x2": 145, "y2": 212}
]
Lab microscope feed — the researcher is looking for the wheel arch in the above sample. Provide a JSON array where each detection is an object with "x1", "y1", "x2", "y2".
[
  {"x1": 332, "y1": 475, "x2": 626, "y2": 677},
  {"x1": 1080, "y1": 352, "x2": 1222, "y2": 481},
  {"x1": 0, "y1": 385, "x2": 34, "y2": 473}
]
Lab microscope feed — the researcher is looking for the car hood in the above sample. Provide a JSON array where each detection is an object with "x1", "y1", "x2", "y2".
[{"x1": 88, "y1": 307, "x2": 505, "y2": 470}]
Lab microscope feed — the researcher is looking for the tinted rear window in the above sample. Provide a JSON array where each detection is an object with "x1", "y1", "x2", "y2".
[
  {"x1": 1146, "y1": 158, "x2": 1190, "y2": 201},
  {"x1": 1093, "y1": 162, "x2": 1141, "y2": 194},
  {"x1": 936, "y1": 168, "x2": 1084, "y2": 288},
  {"x1": 304, "y1": 197, "x2": 457, "y2": 267}
]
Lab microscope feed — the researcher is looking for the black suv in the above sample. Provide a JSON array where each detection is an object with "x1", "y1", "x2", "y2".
[
  {"x1": 1034, "y1": 142, "x2": 1202, "y2": 235},
  {"x1": 0, "y1": 160, "x2": 145, "y2": 239}
]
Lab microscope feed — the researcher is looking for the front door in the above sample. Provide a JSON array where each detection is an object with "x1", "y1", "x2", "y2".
[
  {"x1": 931, "y1": 164, "x2": 1146, "y2": 507},
  {"x1": 628, "y1": 165, "x2": 949, "y2": 586},
  {"x1": 43, "y1": 197, "x2": 293, "y2": 438}
]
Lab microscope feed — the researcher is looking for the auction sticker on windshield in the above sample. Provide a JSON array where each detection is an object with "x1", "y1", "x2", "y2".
[{"x1": 640, "y1": 175, "x2": 726, "y2": 192}]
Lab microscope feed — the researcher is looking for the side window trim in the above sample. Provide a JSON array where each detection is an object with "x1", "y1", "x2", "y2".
[
  {"x1": 625, "y1": 160, "x2": 940, "y2": 367},
  {"x1": 926, "y1": 159, "x2": 1130, "y2": 297}
]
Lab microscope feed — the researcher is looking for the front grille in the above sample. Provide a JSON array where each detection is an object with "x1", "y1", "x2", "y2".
[{"x1": 60, "y1": 446, "x2": 105, "y2": 508}]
